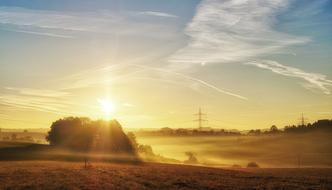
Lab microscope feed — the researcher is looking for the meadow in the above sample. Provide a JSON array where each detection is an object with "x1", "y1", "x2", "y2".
[
  {"x1": 136, "y1": 132, "x2": 332, "y2": 167},
  {"x1": 0, "y1": 133, "x2": 331, "y2": 189},
  {"x1": 0, "y1": 161, "x2": 331, "y2": 190}
]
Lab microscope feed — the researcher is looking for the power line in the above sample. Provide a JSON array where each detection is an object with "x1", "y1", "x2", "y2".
[{"x1": 193, "y1": 107, "x2": 208, "y2": 129}]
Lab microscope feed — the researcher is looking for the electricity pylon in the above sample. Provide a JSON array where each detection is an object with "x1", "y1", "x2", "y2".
[
  {"x1": 194, "y1": 107, "x2": 207, "y2": 129},
  {"x1": 299, "y1": 113, "x2": 308, "y2": 126}
]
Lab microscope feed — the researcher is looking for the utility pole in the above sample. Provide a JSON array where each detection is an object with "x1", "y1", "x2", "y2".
[{"x1": 194, "y1": 107, "x2": 207, "y2": 130}]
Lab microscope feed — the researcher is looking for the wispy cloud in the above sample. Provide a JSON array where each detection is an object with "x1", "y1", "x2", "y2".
[
  {"x1": 0, "y1": 7, "x2": 97, "y2": 31},
  {"x1": 129, "y1": 64, "x2": 248, "y2": 100},
  {"x1": 139, "y1": 11, "x2": 178, "y2": 18},
  {"x1": 1, "y1": 28, "x2": 73, "y2": 38},
  {"x1": 169, "y1": 0, "x2": 309, "y2": 64},
  {"x1": 0, "y1": 87, "x2": 93, "y2": 116},
  {"x1": 5, "y1": 87, "x2": 71, "y2": 97},
  {"x1": 1, "y1": 87, "x2": 67, "y2": 113},
  {"x1": 0, "y1": 94, "x2": 69, "y2": 114},
  {"x1": 59, "y1": 64, "x2": 148, "y2": 90},
  {"x1": 0, "y1": 7, "x2": 178, "y2": 38},
  {"x1": 245, "y1": 60, "x2": 332, "y2": 94},
  {"x1": 168, "y1": 0, "x2": 332, "y2": 95},
  {"x1": 58, "y1": 63, "x2": 247, "y2": 100}
]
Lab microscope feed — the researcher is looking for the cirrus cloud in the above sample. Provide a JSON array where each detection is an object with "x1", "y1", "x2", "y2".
[
  {"x1": 245, "y1": 60, "x2": 332, "y2": 94},
  {"x1": 169, "y1": 0, "x2": 310, "y2": 64}
]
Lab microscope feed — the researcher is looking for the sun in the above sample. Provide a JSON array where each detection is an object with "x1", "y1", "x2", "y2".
[{"x1": 98, "y1": 99, "x2": 115, "y2": 117}]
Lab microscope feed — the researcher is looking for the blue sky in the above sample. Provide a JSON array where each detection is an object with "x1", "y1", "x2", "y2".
[{"x1": 0, "y1": 0, "x2": 331, "y2": 129}]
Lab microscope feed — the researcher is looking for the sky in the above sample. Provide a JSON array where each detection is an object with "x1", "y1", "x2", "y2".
[{"x1": 0, "y1": 0, "x2": 331, "y2": 130}]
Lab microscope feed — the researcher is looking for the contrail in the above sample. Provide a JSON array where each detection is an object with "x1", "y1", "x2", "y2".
[
  {"x1": 129, "y1": 64, "x2": 248, "y2": 100},
  {"x1": 56, "y1": 62, "x2": 248, "y2": 100}
]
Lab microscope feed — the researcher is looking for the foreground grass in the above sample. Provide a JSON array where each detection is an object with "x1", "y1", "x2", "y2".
[{"x1": 0, "y1": 161, "x2": 331, "y2": 190}]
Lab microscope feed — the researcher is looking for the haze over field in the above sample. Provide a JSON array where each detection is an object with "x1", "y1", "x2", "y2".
[{"x1": 137, "y1": 133, "x2": 332, "y2": 167}]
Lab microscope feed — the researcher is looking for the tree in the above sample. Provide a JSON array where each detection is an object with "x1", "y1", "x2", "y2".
[
  {"x1": 270, "y1": 125, "x2": 279, "y2": 134},
  {"x1": 248, "y1": 129, "x2": 261, "y2": 135},
  {"x1": 46, "y1": 117, "x2": 136, "y2": 155},
  {"x1": 46, "y1": 117, "x2": 94, "y2": 151},
  {"x1": 127, "y1": 132, "x2": 138, "y2": 150}
]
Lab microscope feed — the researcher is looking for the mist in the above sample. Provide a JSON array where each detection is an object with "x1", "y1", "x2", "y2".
[{"x1": 136, "y1": 132, "x2": 332, "y2": 168}]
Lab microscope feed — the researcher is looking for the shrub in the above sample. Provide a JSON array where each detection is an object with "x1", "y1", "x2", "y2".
[
  {"x1": 231, "y1": 164, "x2": 242, "y2": 168},
  {"x1": 184, "y1": 152, "x2": 198, "y2": 164},
  {"x1": 247, "y1": 162, "x2": 259, "y2": 168}
]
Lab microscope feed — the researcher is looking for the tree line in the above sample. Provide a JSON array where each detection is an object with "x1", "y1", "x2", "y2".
[
  {"x1": 135, "y1": 119, "x2": 332, "y2": 136},
  {"x1": 249, "y1": 119, "x2": 332, "y2": 135}
]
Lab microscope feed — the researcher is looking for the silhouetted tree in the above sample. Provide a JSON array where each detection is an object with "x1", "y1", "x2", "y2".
[
  {"x1": 127, "y1": 132, "x2": 138, "y2": 150},
  {"x1": 269, "y1": 125, "x2": 279, "y2": 134},
  {"x1": 248, "y1": 129, "x2": 261, "y2": 135},
  {"x1": 46, "y1": 117, "x2": 94, "y2": 151},
  {"x1": 46, "y1": 117, "x2": 136, "y2": 155},
  {"x1": 93, "y1": 120, "x2": 136, "y2": 155},
  {"x1": 284, "y1": 119, "x2": 332, "y2": 133}
]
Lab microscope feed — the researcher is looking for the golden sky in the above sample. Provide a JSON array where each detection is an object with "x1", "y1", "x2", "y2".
[{"x1": 1, "y1": 0, "x2": 332, "y2": 130}]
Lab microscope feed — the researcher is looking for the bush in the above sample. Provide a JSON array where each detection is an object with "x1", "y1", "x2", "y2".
[
  {"x1": 184, "y1": 152, "x2": 198, "y2": 164},
  {"x1": 247, "y1": 162, "x2": 259, "y2": 168},
  {"x1": 231, "y1": 164, "x2": 242, "y2": 168}
]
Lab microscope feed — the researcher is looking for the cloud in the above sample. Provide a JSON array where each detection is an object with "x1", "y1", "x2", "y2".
[
  {"x1": 0, "y1": 87, "x2": 91, "y2": 115},
  {"x1": 169, "y1": 0, "x2": 310, "y2": 64},
  {"x1": 0, "y1": 94, "x2": 69, "y2": 113},
  {"x1": 0, "y1": 7, "x2": 100, "y2": 31},
  {"x1": 139, "y1": 11, "x2": 178, "y2": 18},
  {"x1": 58, "y1": 62, "x2": 247, "y2": 100},
  {"x1": 245, "y1": 60, "x2": 332, "y2": 94},
  {"x1": 128, "y1": 64, "x2": 248, "y2": 100},
  {"x1": 168, "y1": 0, "x2": 331, "y2": 95},
  {"x1": 0, "y1": 7, "x2": 178, "y2": 38},
  {"x1": 1, "y1": 28, "x2": 74, "y2": 38},
  {"x1": 59, "y1": 64, "x2": 149, "y2": 90},
  {"x1": 5, "y1": 87, "x2": 71, "y2": 97}
]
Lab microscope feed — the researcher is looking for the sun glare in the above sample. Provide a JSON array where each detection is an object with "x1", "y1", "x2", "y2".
[{"x1": 98, "y1": 99, "x2": 115, "y2": 117}]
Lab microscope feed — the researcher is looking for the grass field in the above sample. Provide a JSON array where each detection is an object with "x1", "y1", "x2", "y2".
[
  {"x1": 0, "y1": 161, "x2": 331, "y2": 190},
  {"x1": 0, "y1": 137, "x2": 331, "y2": 189}
]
